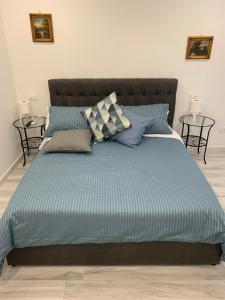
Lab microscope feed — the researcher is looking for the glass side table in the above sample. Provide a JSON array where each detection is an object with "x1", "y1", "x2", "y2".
[
  {"x1": 13, "y1": 116, "x2": 46, "y2": 166},
  {"x1": 180, "y1": 115, "x2": 215, "y2": 164}
]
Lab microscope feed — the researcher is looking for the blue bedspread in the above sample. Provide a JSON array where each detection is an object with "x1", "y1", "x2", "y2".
[{"x1": 1, "y1": 138, "x2": 225, "y2": 270}]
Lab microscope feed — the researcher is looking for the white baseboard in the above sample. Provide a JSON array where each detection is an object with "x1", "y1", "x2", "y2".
[{"x1": 0, "y1": 153, "x2": 23, "y2": 185}]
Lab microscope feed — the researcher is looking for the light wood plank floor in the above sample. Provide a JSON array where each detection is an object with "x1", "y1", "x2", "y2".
[{"x1": 0, "y1": 148, "x2": 225, "y2": 300}]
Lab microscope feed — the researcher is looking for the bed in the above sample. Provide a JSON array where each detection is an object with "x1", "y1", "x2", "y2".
[{"x1": 1, "y1": 78, "x2": 225, "y2": 268}]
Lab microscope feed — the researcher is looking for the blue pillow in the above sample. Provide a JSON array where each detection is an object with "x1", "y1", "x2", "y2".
[
  {"x1": 110, "y1": 108, "x2": 154, "y2": 148},
  {"x1": 124, "y1": 104, "x2": 171, "y2": 134},
  {"x1": 45, "y1": 106, "x2": 88, "y2": 137}
]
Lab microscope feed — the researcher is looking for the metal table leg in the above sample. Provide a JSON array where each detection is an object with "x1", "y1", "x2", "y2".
[
  {"x1": 198, "y1": 125, "x2": 203, "y2": 154},
  {"x1": 17, "y1": 128, "x2": 26, "y2": 167},
  {"x1": 40, "y1": 125, "x2": 45, "y2": 138},
  {"x1": 185, "y1": 124, "x2": 190, "y2": 148},
  {"x1": 203, "y1": 125, "x2": 214, "y2": 164},
  {"x1": 24, "y1": 128, "x2": 30, "y2": 156},
  {"x1": 181, "y1": 123, "x2": 184, "y2": 138}
]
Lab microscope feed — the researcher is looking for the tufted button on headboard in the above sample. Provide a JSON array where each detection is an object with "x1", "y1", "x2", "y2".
[{"x1": 48, "y1": 78, "x2": 178, "y2": 127}]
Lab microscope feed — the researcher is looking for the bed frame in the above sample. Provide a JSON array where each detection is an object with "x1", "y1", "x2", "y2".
[{"x1": 7, "y1": 78, "x2": 221, "y2": 266}]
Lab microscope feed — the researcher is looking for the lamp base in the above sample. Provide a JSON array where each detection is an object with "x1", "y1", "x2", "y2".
[{"x1": 192, "y1": 114, "x2": 197, "y2": 121}]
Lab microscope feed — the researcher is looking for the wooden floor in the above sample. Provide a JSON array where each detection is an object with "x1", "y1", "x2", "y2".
[{"x1": 0, "y1": 148, "x2": 225, "y2": 299}]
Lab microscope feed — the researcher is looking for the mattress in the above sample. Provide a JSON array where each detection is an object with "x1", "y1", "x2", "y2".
[{"x1": 1, "y1": 137, "x2": 225, "y2": 271}]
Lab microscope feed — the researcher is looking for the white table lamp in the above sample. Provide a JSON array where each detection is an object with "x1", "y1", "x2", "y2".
[
  {"x1": 189, "y1": 97, "x2": 202, "y2": 121},
  {"x1": 18, "y1": 100, "x2": 35, "y2": 124}
]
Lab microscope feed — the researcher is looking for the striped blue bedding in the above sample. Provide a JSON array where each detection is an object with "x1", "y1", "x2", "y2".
[{"x1": 1, "y1": 137, "x2": 225, "y2": 271}]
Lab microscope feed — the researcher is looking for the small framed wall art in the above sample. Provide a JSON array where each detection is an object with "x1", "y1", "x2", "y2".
[
  {"x1": 29, "y1": 13, "x2": 54, "y2": 42},
  {"x1": 186, "y1": 36, "x2": 213, "y2": 59}
]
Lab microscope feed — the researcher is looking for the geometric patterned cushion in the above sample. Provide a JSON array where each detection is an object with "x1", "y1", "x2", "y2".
[{"x1": 82, "y1": 92, "x2": 130, "y2": 142}]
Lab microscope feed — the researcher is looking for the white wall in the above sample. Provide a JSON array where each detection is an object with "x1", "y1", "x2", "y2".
[
  {"x1": 1, "y1": 0, "x2": 225, "y2": 146},
  {"x1": 0, "y1": 11, "x2": 20, "y2": 179}
]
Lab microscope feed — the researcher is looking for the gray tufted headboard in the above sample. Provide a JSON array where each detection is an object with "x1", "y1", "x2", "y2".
[{"x1": 48, "y1": 78, "x2": 178, "y2": 127}]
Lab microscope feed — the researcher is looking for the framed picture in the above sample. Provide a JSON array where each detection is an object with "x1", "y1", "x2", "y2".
[
  {"x1": 29, "y1": 13, "x2": 54, "y2": 42},
  {"x1": 186, "y1": 36, "x2": 213, "y2": 59}
]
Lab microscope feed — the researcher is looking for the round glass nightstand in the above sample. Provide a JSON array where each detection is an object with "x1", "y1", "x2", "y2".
[
  {"x1": 13, "y1": 116, "x2": 46, "y2": 166},
  {"x1": 180, "y1": 115, "x2": 215, "y2": 164}
]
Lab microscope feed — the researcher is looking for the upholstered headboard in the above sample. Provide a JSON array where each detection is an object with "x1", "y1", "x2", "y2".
[{"x1": 48, "y1": 78, "x2": 178, "y2": 126}]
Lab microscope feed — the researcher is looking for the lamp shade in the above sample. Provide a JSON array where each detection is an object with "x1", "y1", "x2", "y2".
[
  {"x1": 189, "y1": 98, "x2": 202, "y2": 115},
  {"x1": 18, "y1": 100, "x2": 31, "y2": 114}
]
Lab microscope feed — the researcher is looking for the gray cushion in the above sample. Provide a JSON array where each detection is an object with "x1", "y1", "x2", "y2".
[{"x1": 44, "y1": 129, "x2": 92, "y2": 153}]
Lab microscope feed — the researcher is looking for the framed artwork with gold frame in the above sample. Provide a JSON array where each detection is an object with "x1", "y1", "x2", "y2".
[
  {"x1": 29, "y1": 13, "x2": 54, "y2": 42},
  {"x1": 186, "y1": 36, "x2": 213, "y2": 59}
]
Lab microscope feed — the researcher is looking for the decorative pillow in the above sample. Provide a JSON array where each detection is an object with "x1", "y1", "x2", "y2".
[
  {"x1": 124, "y1": 104, "x2": 171, "y2": 134},
  {"x1": 110, "y1": 108, "x2": 154, "y2": 147},
  {"x1": 45, "y1": 106, "x2": 87, "y2": 137},
  {"x1": 82, "y1": 92, "x2": 130, "y2": 142},
  {"x1": 43, "y1": 129, "x2": 92, "y2": 153}
]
